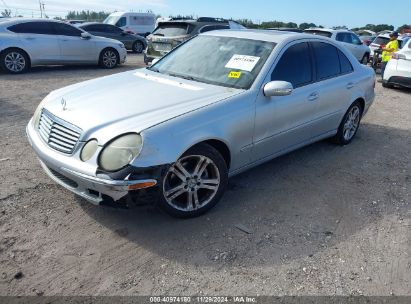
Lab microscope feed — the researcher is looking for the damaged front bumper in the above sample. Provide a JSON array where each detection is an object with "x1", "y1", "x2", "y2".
[{"x1": 26, "y1": 122, "x2": 163, "y2": 206}]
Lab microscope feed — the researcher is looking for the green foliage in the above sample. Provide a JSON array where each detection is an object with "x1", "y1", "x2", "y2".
[
  {"x1": 66, "y1": 10, "x2": 110, "y2": 22},
  {"x1": 397, "y1": 24, "x2": 411, "y2": 33},
  {"x1": 351, "y1": 24, "x2": 394, "y2": 33},
  {"x1": 1, "y1": 9, "x2": 12, "y2": 17}
]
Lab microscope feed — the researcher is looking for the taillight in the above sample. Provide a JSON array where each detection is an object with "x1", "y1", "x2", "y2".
[{"x1": 392, "y1": 53, "x2": 406, "y2": 60}]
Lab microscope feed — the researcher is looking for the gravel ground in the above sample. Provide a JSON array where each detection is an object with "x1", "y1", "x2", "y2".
[{"x1": 0, "y1": 54, "x2": 410, "y2": 296}]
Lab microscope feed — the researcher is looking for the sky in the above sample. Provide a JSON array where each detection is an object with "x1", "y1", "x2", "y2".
[{"x1": 0, "y1": 0, "x2": 409, "y2": 29}]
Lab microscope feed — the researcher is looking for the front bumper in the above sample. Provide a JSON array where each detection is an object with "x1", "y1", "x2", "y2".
[
  {"x1": 119, "y1": 48, "x2": 127, "y2": 64},
  {"x1": 26, "y1": 121, "x2": 158, "y2": 205}
]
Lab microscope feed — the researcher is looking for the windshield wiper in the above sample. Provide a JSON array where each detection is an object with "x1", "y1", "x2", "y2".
[
  {"x1": 167, "y1": 73, "x2": 198, "y2": 82},
  {"x1": 153, "y1": 33, "x2": 164, "y2": 36}
]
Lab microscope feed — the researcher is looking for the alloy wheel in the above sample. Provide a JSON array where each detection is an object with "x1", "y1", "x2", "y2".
[
  {"x1": 102, "y1": 50, "x2": 117, "y2": 68},
  {"x1": 343, "y1": 105, "x2": 360, "y2": 141},
  {"x1": 163, "y1": 155, "x2": 221, "y2": 212},
  {"x1": 4, "y1": 52, "x2": 26, "y2": 73},
  {"x1": 133, "y1": 42, "x2": 144, "y2": 53}
]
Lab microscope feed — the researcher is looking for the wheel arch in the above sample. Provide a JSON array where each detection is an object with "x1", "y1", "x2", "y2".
[
  {"x1": 0, "y1": 47, "x2": 32, "y2": 68},
  {"x1": 181, "y1": 138, "x2": 232, "y2": 170}
]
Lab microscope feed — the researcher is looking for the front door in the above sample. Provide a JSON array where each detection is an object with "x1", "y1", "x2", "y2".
[{"x1": 253, "y1": 41, "x2": 321, "y2": 162}]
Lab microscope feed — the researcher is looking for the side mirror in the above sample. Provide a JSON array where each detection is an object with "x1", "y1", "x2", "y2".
[
  {"x1": 81, "y1": 32, "x2": 92, "y2": 40},
  {"x1": 263, "y1": 81, "x2": 293, "y2": 97}
]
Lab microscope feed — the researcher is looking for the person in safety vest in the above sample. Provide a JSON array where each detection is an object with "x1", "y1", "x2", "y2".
[{"x1": 381, "y1": 32, "x2": 399, "y2": 78}]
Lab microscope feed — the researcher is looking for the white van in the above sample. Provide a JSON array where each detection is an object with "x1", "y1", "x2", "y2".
[{"x1": 103, "y1": 12, "x2": 156, "y2": 36}]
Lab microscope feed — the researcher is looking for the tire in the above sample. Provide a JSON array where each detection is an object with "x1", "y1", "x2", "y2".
[
  {"x1": 132, "y1": 41, "x2": 144, "y2": 53},
  {"x1": 158, "y1": 143, "x2": 228, "y2": 218},
  {"x1": 382, "y1": 81, "x2": 393, "y2": 88},
  {"x1": 332, "y1": 101, "x2": 363, "y2": 146},
  {"x1": 99, "y1": 48, "x2": 119, "y2": 69},
  {"x1": 0, "y1": 48, "x2": 29, "y2": 74},
  {"x1": 360, "y1": 53, "x2": 369, "y2": 65}
]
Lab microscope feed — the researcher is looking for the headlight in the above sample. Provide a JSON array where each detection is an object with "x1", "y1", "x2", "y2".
[
  {"x1": 98, "y1": 134, "x2": 142, "y2": 172},
  {"x1": 80, "y1": 139, "x2": 98, "y2": 162},
  {"x1": 32, "y1": 97, "x2": 49, "y2": 128}
]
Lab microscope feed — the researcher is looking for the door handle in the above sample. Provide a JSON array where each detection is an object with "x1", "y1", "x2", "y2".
[
  {"x1": 346, "y1": 82, "x2": 355, "y2": 89},
  {"x1": 308, "y1": 92, "x2": 319, "y2": 101}
]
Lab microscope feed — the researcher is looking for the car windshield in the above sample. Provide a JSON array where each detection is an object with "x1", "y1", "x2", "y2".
[
  {"x1": 304, "y1": 30, "x2": 332, "y2": 38},
  {"x1": 103, "y1": 16, "x2": 120, "y2": 25},
  {"x1": 152, "y1": 23, "x2": 191, "y2": 37},
  {"x1": 150, "y1": 35, "x2": 276, "y2": 90}
]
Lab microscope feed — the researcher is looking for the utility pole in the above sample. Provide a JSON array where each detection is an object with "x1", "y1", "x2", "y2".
[{"x1": 39, "y1": 0, "x2": 42, "y2": 18}]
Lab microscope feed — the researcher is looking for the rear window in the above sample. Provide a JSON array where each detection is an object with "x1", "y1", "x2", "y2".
[
  {"x1": 304, "y1": 30, "x2": 332, "y2": 38},
  {"x1": 152, "y1": 23, "x2": 192, "y2": 37},
  {"x1": 372, "y1": 37, "x2": 389, "y2": 45}
]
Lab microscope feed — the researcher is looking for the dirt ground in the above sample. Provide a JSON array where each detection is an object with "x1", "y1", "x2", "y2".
[{"x1": 0, "y1": 54, "x2": 410, "y2": 296}]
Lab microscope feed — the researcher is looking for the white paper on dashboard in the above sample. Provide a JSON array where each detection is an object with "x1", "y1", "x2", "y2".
[{"x1": 225, "y1": 55, "x2": 260, "y2": 72}]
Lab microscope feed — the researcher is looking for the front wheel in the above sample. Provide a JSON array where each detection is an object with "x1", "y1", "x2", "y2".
[
  {"x1": 332, "y1": 101, "x2": 362, "y2": 145},
  {"x1": 158, "y1": 143, "x2": 228, "y2": 218},
  {"x1": 99, "y1": 48, "x2": 119, "y2": 69}
]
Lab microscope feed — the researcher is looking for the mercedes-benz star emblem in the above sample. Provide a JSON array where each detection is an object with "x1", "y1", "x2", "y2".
[{"x1": 61, "y1": 98, "x2": 67, "y2": 111}]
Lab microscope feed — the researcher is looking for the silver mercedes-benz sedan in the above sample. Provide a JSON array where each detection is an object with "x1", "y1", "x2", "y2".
[
  {"x1": 0, "y1": 19, "x2": 127, "y2": 73},
  {"x1": 26, "y1": 30, "x2": 376, "y2": 218}
]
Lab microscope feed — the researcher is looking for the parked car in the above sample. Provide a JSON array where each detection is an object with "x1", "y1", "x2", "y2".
[
  {"x1": 26, "y1": 30, "x2": 375, "y2": 218},
  {"x1": 369, "y1": 33, "x2": 408, "y2": 57},
  {"x1": 383, "y1": 37, "x2": 411, "y2": 88},
  {"x1": 304, "y1": 28, "x2": 371, "y2": 63},
  {"x1": 103, "y1": 12, "x2": 156, "y2": 37},
  {"x1": 0, "y1": 19, "x2": 127, "y2": 74},
  {"x1": 360, "y1": 35, "x2": 376, "y2": 46},
  {"x1": 144, "y1": 17, "x2": 245, "y2": 64},
  {"x1": 79, "y1": 22, "x2": 147, "y2": 53}
]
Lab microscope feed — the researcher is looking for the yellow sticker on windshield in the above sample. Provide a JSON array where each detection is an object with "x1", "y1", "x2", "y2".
[{"x1": 228, "y1": 71, "x2": 242, "y2": 79}]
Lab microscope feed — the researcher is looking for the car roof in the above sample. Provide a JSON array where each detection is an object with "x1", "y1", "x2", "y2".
[
  {"x1": 0, "y1": 18, "x2": 63, "y2": 28},
  {"x1": 203, "y1": 29, "x2": 330, "y2": 44}
]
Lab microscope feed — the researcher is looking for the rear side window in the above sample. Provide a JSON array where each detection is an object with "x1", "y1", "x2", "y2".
[
  {"x1": 338, "y1": 50, "x2": 353, "y2": 74},
  {"x1": 336, "y1": 33, "x2": 352, "y2": 43},
  {"x1": 271, "y1": 42, "x2": 313, "y2": 88},
  {"x1": 312, "y1": 42, "x2": 340, "y2": 80},
  {"x1": 304, "y1": 30, "x2": 332, "y2": 38},
  {"x1": 373, "y1": 36, "x2": 389, "y2": 45},
  {"x1": 152, "y1": 23, "x2": 191, "y2": 36},
  {"x1": 200, "y1": 25, "x2": 229, "y2": 33},
  {"x1": 8, "y1": 22, "x2": 54, "y2": 35},
  {"x1": 82, "y1": 24, "x2": 103, "y2": 31},
  {"x1": 53, "y1": 23, "x2": 82, "y2": 36}
]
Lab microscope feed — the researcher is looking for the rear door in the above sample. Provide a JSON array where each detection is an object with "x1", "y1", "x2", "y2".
[
  {"x1": 310, "y1": 41, "x2": 354, "y2": 132},
  {"x1": 8, "y1": 21, "x2": 61, "y2": 64},
  {"x1": 53, "y1": 22, "x2": 96, "y2": 62}
]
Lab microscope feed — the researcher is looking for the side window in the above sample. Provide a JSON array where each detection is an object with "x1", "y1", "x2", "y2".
[
  {"x1": 351, "y1": 34, "x2": 362, "y2": 45},
  {"x1": 200, "y1": 25, "x2": 215, "y2": 33},
  {"x1": 53, "y1": 23, "x2": 82, "y2": 36},
  {"x1": 336, "y1": 33, "x2": 344, "y2": 42},
  {"x1": 8, "y1": 22, "x2": 54, "y2": 35},
  {"x1": 107, "y1": 25, "x2": 123, "y2": 33},
  {"x1": 312, "y1": 42, "x2": 341, "y2": 80},
  {"x1": 213, "y1": 25, "x2": 229, "y2": 31},
  {"x1": 116, "y1": 17, "x2": 127, "y2": 27},
  {"x1": 271, "y1": 42, "x2": 313, "y2": 88},
  {"x1": 338, "y1": 50, "x2": 353, "y2": 74},
  {"x1": 83, "y1": 24, "x2": 99, "y2": 31}
]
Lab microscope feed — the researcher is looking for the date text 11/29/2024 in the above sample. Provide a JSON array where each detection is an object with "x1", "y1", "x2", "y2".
[{"x1": 149, "y1": 296, "x2": 257, "y2": 303}]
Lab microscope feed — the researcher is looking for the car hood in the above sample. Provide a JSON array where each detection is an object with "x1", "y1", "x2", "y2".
[
  {"x1": 90, "y1": 34, "x2": 121, "y2": 45},
  {"x1": 43, "y1": 69, "x2": 243, "y2": 143}
]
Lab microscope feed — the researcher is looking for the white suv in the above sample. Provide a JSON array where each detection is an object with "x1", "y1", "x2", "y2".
[
  {"x1": 305, "y1": 28, "x2": 371, "y2": 63},
  {"x1": 383, "y1": 37, "x2": 411, "y2": 89}
]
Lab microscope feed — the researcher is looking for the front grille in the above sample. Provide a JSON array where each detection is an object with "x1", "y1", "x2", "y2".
[
  {"x1": 38, "y1": 109, "x2": 81, "y2": 154},
  {"x1": 48, "y1": 167, "x2": 78, "y2": 189}
]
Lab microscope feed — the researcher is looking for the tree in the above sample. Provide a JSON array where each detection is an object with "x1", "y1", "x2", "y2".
[
  {"x1": 397, "y1": 24, "x2": 411, "y2": 33},
  {"x1": 66, "y1": 10, "x2": 110, "y2": 22},
  {"x1": 299, "y1": 22, "x2": 317, "y2": 30},
  {"x1": 1, "y1": 9, "x2": 11, "y2": 17}
]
